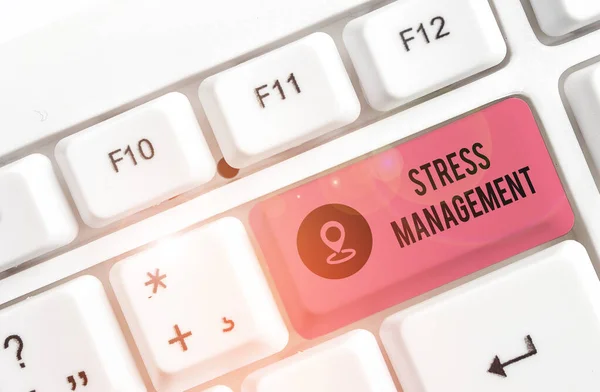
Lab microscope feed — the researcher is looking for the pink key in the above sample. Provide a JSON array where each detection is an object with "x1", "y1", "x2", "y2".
[{"x1": 250, "y1": 98, "x2": 574, "y2": 339}]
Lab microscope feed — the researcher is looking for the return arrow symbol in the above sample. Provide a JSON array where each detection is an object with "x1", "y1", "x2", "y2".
[{"x1": 488, "y1": 335, "x2": 538, "y2": 377}]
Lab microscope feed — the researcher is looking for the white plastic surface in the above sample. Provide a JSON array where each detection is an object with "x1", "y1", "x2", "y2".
[
  {"x1": 0, "y1": 276, "x2": 145, "y2": 392},
  {"x1": 241, "y1": 330, "x2": 396, "y2": 392},
  {"x1": 203, "y1": 387, "x2": 233, "y2": 392},
  {"x1": 380, "y1": 241, "x2": 600, "y2": 392},
  {"x1": 565, "y1": 63, "x2": 600, "y2": 177},
  {"x1": 344, "y1": 0, "x2": 507, "y2": 111},
  {"x1": 529, "y1": 0, "x2": 600, "y2": 37},
  {"x1": 0, "y1": 0, "x2": 105, "y2": 45},
  {"x1": 110, "y1": 217, "x2": 288, "y2": 392},
  {"x1": 0, "y1": 0, "x2": 376, "y2": 159},
  {"x1": 55, "y1": 93, "x2": 216, "y2": 228},
  {"x1": 199, "y1": 33, "x2": 360, "y2": 168},
  {"x1": 0, "y1": 154, "x2": 78, "y2": 271}
]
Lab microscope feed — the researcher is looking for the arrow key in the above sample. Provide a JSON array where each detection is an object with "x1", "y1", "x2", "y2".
[
  {"x1": 488, "y1": 335, "x2": 537, "y2": 378},
  {"x1": 380, "y1": 241, "x2": 600, "y2": 392}
]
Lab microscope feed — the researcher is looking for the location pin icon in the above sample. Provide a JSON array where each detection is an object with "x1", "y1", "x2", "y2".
[{"x1": 320, "y1": 221, "x2": 345, "y2": 254}]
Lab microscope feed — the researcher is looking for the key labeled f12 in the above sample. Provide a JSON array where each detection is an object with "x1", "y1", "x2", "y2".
[
  {"x1": 399, "y1": 16, "x2": 450, "y2": 52},
  {"x1": 344, "y1": 0, "x2": 507, "y2": 111}
]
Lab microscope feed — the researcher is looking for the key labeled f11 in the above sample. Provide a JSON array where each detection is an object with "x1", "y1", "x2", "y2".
[
  {"x1": 255, "y1": 73, "x2": 301, "y2": 108},
  {"x1": 200, "y1": 32, "x2": 360, "y2": 168}
]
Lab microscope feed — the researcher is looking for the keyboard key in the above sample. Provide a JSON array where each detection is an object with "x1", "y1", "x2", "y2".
[
  {"x1": 380, "y1": 241, "x2": 600, "y2": 392},
  {"x1": 529, "y1": 0, "x2": 600, "y2": 37},
  {"x1": 242, "y1": 330, "x2": 396, "y2": 392},
  {"x1": 0, "y1": 0, "x2": 373, "y2": 159},
  {"x1": 565, "y1": 62, "x2": 600, "y2": 176},
  {"x1": 0, "y1": 276, "x2": 145, "y2": 392},
  {"x1": 110, "y1": 217, "x2": 288, "y2": 392},
  {"x1": 199, "y1": 32, "x2": 360, "y2": 168},
  {"x1": 55, "y1": 93, "x2": 216, "y2": 228},
  {"x1": 250, "y1": 98, "x2": 573, "y2": 339},
  {"x1": 343, "y1": 0, "x2": 506, "y2": 111},
  {"x1": 0, "y1": 154, "x2": 78, "y2": 272}
]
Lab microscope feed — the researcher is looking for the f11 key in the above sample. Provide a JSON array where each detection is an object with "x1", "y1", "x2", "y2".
[{"x1": 250, "y1": 98, "x2": 574, "y2": 338}]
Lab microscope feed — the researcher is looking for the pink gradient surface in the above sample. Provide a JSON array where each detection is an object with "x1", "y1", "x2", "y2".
[{"x1": 250, "y1": 98, "x2": 574, "y2": 339}]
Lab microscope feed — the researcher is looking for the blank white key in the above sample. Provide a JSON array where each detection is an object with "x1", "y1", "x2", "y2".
[
  {"x1": 0, "y1": 154, "x2": 78, "y2": 272},
  {"x1": 242, "y1": 330, "x2": 396, "y2": 392},
  {"x1": 380, "y1": 241, "x2": 600, "y2": 392},
  {"x1": 199, "y1": 32, "x2": 360, "y2": 168},
  {"x1": 0, "y1": 276, "x2": 145, "y2": 392},
  {"x1": 55, "y1": 92, "x2": 216, "y2": 228},
  {"x1": 344, "y1": 0, "x2": 506, "y2": 112},
  {"x1": 110, "y1": 217, "x2": 288, "y2": 392},
  {"x1": 529, "y1": 0, "x2": 600, "y2": 37},
  {"x1": 565, "y1": 63, "x2": 600, "y2": 178}
]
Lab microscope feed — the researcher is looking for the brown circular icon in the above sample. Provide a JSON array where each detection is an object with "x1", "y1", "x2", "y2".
[{"x1": 297, "y1": 204, "x2": 373, "y2": 279}]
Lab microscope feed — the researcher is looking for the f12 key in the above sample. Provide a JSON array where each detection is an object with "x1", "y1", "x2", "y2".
[{"x1": 344, "y1": 0, "x2": 506, "y2": 111}]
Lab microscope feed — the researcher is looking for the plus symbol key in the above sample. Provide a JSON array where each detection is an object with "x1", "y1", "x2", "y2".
[{"x1": 168, "y1": 324, "x2": 192, "y2": 352}]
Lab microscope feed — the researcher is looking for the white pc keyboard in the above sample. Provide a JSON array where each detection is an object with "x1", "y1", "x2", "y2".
[{"x1": 2, "y1": 0, "x2": 600, "y2": 391}]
